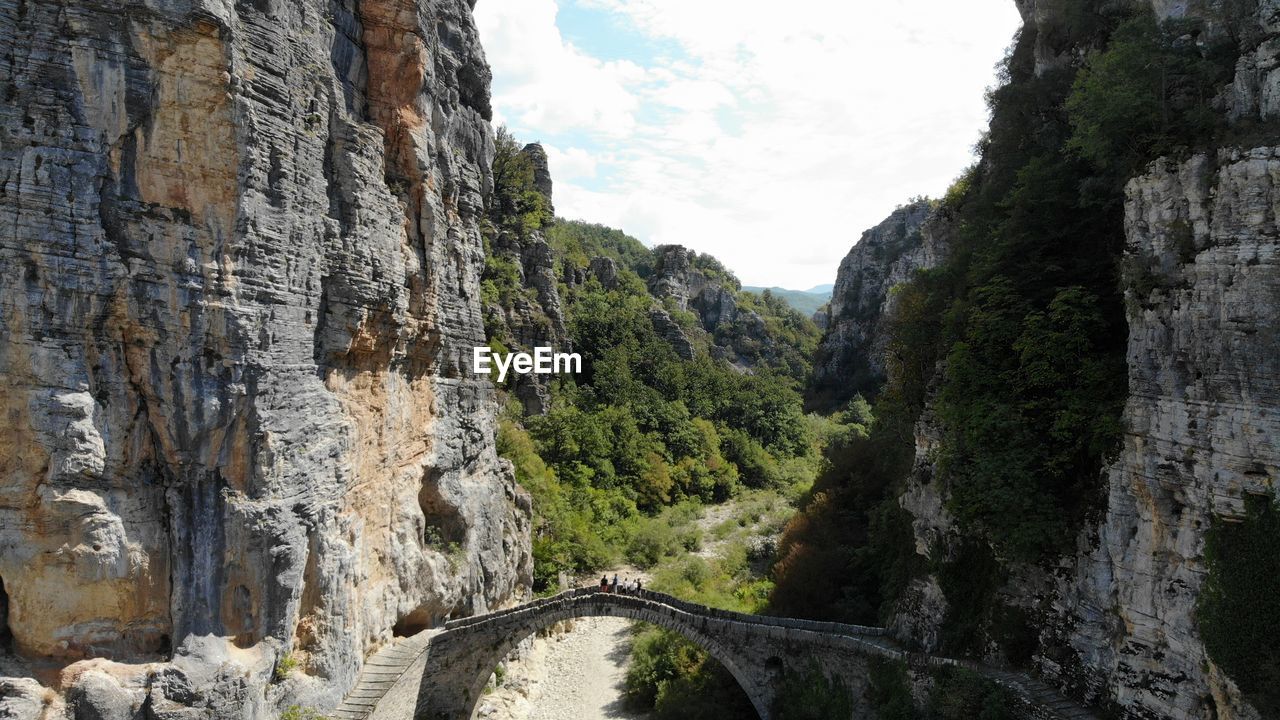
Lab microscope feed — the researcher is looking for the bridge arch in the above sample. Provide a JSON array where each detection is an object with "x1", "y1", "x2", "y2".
[
  {"x1": 416, "y1": 590, "x2": 777, "y2": 719},
  {"x1": 335, "y1": 588, "x2": 1098, "y2": 720}
]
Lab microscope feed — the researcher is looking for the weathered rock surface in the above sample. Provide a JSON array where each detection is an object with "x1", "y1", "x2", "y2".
[
  {"x1": 889, "y1": 147, "x2": 1279, "y2": 720},
  {"x1": 648, "y1": 310, "x2": 696, "y2": 361},
  {"x1": 481, "y1": 144, "x2": 568, "y2": 416},
  {"x1": 0, "y1": 0, "x2": 531, "y2": 715},
  {"x1": 521, "y1": 143, "x2": 554, "y2": 217},
  {"x1": 1039, "y1": 147, "x2": 1278, "y2": 720},
  {"x1": 646, "y1": 244, "x2": 789, "y2": 372},
  {"x1": 587, "y1": 256, "x2": 619, "y2": 291},
  {"x1": 647, "y1": 245, "x2": 718, "y2": 311},
  {"x1": 809, "y1": 199, "x2": 944, "y2": 408},
  {"x1": 873, "y1": 6, "x2": 1279, "y2": 719}
]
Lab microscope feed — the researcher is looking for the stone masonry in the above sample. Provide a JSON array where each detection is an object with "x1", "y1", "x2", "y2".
[{"x1": 331, "y1": 589, "x2": 1101, "y2": 720}]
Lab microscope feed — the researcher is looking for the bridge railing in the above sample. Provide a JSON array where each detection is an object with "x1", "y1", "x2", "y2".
[
  {"x1": 441, "y1": 587, "x2": 886, "y2": 638},
  {"x1": 442, "y1": 587, "x2": 597, "y2": 631},
  {"x1": 629, "y1": 589, "x2": 888, "y2": 637}
]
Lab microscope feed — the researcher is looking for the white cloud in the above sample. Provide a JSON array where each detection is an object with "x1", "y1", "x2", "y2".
[
  {"x1": 543, "y1": 145, "x2": 599, "y2": 180},
  {"x1": 475, "y1": 0, "x2": 1023, "y2": 289},
  {"x1": 475, "y1": 0, "x2": 642, "y2": 136}
]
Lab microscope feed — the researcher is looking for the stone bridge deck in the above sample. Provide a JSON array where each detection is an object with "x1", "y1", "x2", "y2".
[{"x1": 332, "y1": 588, "x2": 1098, "y2": 720}]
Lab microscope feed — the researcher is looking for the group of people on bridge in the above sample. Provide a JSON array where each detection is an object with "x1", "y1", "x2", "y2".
[{"x1": 598, "y1": 573, "x2": 642, "y2": 594}]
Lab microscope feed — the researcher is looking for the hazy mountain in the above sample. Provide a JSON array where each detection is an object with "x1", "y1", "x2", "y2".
[{"x1": 741, "y1": 285, "x2": 831, "y2": 316}]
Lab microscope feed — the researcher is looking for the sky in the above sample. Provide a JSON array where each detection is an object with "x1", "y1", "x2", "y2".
[{"x1": 474, "y1": 0, "x2": 1023, "y2": 290}]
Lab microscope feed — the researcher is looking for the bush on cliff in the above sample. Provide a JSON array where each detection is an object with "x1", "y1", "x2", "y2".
[{"x1": 1198, "y1": 494, "x2": 1280, "y2": 715}]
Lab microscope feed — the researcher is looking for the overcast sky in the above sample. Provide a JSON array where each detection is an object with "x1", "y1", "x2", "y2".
[{"x1": 474, "y1": 0, "x2": 1023, "y2": 290}]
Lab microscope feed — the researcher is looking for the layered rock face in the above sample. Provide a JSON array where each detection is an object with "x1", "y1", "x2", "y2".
[
  {"x1": 809, "y1": 199, "x2": 944, "y2": 408},
  {"x1": 1031, "y1": 147, "x2": 1279, "y2": 720},
  {"x1": 482, "y1": 144, "x2": 567, "y2": 415},
  {"x1": 883, "y1": 3, "x2": 1280, "y2": 719},
  {"x1": 0, "y1": 0, "x2": 531, "y2": 714},
  {"x1": 895, "y1": 147, "x2": 1280, "y2": 720}
]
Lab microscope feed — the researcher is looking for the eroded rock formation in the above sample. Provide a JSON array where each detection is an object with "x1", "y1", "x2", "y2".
[
  {"x1": 646, "y1": 245, "x2": 788, "y2": 372},
  {"x1": 0, "y1": 0, "x2": 531, "y2": 714},
  {"x1": 808, "y1": 199, "x2": 945, "y2": 408}
]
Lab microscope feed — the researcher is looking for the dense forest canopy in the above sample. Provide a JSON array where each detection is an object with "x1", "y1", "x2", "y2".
[{"x1": 483, "y1": 128, "x2": 821, "y2": 592}]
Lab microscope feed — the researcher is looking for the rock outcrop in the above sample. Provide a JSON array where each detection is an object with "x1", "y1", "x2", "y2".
[
  {"x1": 648, "y1": 310, "x2": 696, "y2": 361},
  {"x1": 588, "y1": 256, "x2": 620, "y2": 290},
  {"x1": 481, "y1": 144, "x2": 568, "y2": 416},
  {"x1": 486, "y1": 226, "x2": 568, "y2": 416},
  {"x1": 521, "y1": 143, "x2": 554, "y2": 217},
  {"x1": 808, "y1": 199, "x2": 944, "y2": 408},
  {"x1": 646, "y1": 245, "x2": 792, "y2": 372},
  {"x1": 0, "y1": 0, "x2": 531, "y2": 715}
]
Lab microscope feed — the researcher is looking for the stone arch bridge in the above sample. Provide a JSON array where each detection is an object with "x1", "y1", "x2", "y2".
[{"x1": 330, "y1": 588, "x2": 1097, "y2": 720}]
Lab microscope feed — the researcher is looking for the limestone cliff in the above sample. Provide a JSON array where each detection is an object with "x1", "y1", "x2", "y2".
[
  {"x1": 0, "y1": 0, "x2": 531, "y2": 715},
  {"x1": 1049, "y1": 145, "x2": 1279, "y2": 720},
  {"x1": 880, "y1": 2, "x2": 1280, "y2": 719},
  {"x1": 891, "y1": 146, "x2": 1279, "y2": 720},
  {"x1": 808, "y1": 199, "x2": 945, "y2": 409}
]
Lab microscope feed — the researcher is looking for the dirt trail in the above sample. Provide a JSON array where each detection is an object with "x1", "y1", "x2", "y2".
[
  {"x1": 476, "y1": 500, "x2": 754, "y2": 720},
  {"x1": 474, "y1": 573, "x2": 653, "y2": 720}
]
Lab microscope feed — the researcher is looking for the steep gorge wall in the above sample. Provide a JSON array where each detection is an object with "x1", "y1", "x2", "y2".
[
  {"x1": 1044, "y1": 144, "x2": 1279, "y2": 720},
  {"x1": 0, "y1": 0, "x2": 530, "y2": 715},
  {"x1": 882, "y1": 3, "x2": 1280, "y2": 719},
  {"x1": 808, "y1": 199, "x2": 945, "y2": 408},
  {"x1": 890, "y1": 146, "x2": 1280, "y2": 720}
]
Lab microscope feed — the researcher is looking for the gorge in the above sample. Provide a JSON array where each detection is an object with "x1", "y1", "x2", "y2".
[{"x1": 0, "y1": 0, "x2": 1278, "y2": 719}]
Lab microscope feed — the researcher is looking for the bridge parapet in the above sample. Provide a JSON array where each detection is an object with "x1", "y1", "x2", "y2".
[{"x1": 442, "y1": 588, "x2": 887, "y2": 638}]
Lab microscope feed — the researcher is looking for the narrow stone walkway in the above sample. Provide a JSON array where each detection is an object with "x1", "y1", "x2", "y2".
[{"x1": 332, "y1": 630, "x2": 438, "y2": 720}]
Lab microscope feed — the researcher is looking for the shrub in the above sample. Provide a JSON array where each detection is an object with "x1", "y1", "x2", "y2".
[
  {"x1": 772, "y1": 661, "x2": 854, "y2": 720},
  {"x1": 1198, "y1": 494, "x2": 1280, "y2": 715},
  {"x1": 926, "y1": 666, "x2": 1018, "y2": 720},
  {"x1": 625, "y1": 627, "x2": 756, "y2": 720},
  {"x1": 280, "y1": 706, "x2": 328, "y2": 720},
  {"x1": 867, "y1": 659, "x2": 916, "y2": 720},
  {"x1": 274, "y1": 652, "x2": 299, "y2": 682},
  {"x1": 627, "y1": 518, "x2": 679, "y2": 568}
]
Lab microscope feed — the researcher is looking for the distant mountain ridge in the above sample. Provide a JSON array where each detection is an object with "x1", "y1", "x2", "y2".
[{"x1": 741, "y1": 285, "x2": 831, "y2": 317}]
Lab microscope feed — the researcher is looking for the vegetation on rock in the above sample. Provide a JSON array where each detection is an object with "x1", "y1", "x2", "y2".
[
  {"x1": 486, "y1": 132, "x2": 821, "y2": 594},
  {"x1": 1197, "y1": 494, "x2": 1280, "y2": 715},
  {"x1": 772, "y1": 1, "x2": 1247, "y2": 659}
]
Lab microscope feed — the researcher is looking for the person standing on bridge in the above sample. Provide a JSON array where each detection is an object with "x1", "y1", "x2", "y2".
[
  {"x1": 600, "y1": 575, "x2": 609, "y2": 592},
  {"x1": 611, "y1": 574, "x2": 618, "y2": 593}
]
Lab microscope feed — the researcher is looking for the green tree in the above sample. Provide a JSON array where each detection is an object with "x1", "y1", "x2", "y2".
[
  {"x1": 489, "y1": 126, "x2": 550, "y2": 235},
  {"x1": 1066, "y1": 11, "x2": 1237, "y2": 174}
]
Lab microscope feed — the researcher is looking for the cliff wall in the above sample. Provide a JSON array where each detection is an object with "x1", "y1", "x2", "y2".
[
  {"x1": 0, "y1": 0, "x2": 530, "y2": 715},
  {"x1": 884, "y1": 3, "x2": 1280, "y2": 719},
  {"x1": 808, "y1": 199, "x2": 944, "y2": 408},
  {"x1": 892, "y1": 147, "x2": 1279, "y2": 720}
]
